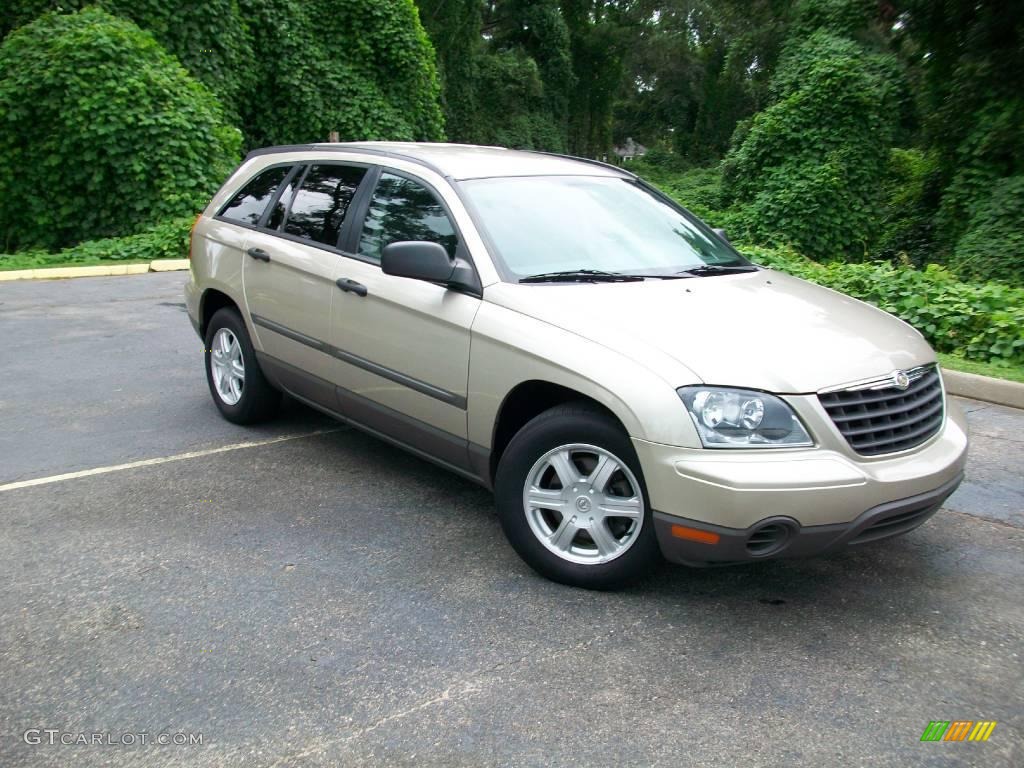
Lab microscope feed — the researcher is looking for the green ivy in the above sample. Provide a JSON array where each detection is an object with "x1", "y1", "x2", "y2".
[
  {"x1": 0, "y1": 8, "x2": 241, "y2": 252},
  {"x1": 238, "y1": 0, "x2": 444, "y2": 146},
  {"x1": 1, "y1": 1, "x2": 256, "y2": 125},
  {"x1": 948, "y1": 175, "x2": 1024, "y2": 285},
  {"x1": 721, "y1": 8, "x2": 905, "y2": 260},
  {"x1": 2, "y1": 217, "x2": 193, "y2": 269}
]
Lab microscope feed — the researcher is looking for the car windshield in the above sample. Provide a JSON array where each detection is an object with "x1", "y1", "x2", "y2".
[{"x1": 458, "y1": 175, "x2": 751, "y2": 280}]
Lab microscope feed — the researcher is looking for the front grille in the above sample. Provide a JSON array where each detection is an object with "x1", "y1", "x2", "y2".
[{"x1": 818, "y1": 365, "x2": 944, "y2": 456}]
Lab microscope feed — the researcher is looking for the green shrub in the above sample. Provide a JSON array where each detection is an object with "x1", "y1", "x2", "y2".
[
  {"x1": 238, "y1": 0, "x2": 444, "y2": 146},
  {"x1": 721, "y1": 25, "x2": 904, "y2": 260},
  {"x1": 0, "y1": 8, "x2": 241, "y2": 252},
  {"x1": 1, "y1": 1, "x2": 256, "y2": 125},
  {"x1": 948, "y1": 175, "x2": 1024, "y2": 286},
  {"x1": 875, "y1": 148, "x2": 943, "y2": 267},
  {"x1": 745, "y1": 245, "x2": 1024, "y2": 365},
  {"x1": 1, "y1": 217, "x2": 193, "y2": 270},
  {"x1": 472, "y1": 50, "x2": 566, "y2": 150}
]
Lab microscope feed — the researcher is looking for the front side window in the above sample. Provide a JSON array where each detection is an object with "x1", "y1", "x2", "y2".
[
  {"x1": 218, "y1": 165, "x2": 292, "y2": 226},
  {"x1": 358, "y1": 172, "x2": 458, "y2": 263},
  {"x1": 283, "y1": 164, "x2": 367, "y2": 246},
  {"x1": 458, "y1": 175, "x2": 750, "y2": 279}
]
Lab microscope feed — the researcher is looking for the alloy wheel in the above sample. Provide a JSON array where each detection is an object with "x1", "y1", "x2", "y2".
[
  {"x1": 522, "y1": 443, "x2": 645, "y2": 565},
  {"x1": 210, "y1": 327, "x2": 245, "y2": 405}
]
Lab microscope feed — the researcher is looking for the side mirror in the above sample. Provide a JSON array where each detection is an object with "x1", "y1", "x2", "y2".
[
  {"x1": 712, "y1": 227, "x2": 730, "y2": 244},
  {"x1": 381, "y1": 241, "x2": 453, "y2": 282},
  {"x1": 381, "y1": 241, "x2": 480, "y2": 295}
]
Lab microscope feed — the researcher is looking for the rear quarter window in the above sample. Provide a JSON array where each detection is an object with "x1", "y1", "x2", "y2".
[{"x1": 218, "y1": 165, "x2": 292, "y2": 226}]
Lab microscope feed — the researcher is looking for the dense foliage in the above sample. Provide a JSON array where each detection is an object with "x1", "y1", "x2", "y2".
[
  {"x1": 1, "y1": 1, "x2": 256, "y2": 123},
  {"x1": 238, "y1": 0, "x2": 444, "y2": 146},
  {"x1": 0, "y1": 8, "x2": 241, "y2": 251},
  {"x1": 720, "y1": 3, "x2": 904, "y2": 259},
  {"x1": 1, "y1": 218, "x2": 193, "y2": 270}
]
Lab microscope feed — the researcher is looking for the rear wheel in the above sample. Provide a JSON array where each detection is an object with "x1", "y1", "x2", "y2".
[
  {"x1": 495, "y1": 403, "x2": 659, "y2": 589},
  {"x1": 204, "y1": 307, "x2": 280, "y2": 424}
]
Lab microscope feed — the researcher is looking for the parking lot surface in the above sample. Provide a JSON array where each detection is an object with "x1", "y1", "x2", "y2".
[{"x1": 1, "y1": 272, "x2": 1021, "y2": 767}]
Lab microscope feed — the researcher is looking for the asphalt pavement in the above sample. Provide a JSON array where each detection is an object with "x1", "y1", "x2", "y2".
[{"x1": 0, "y1": 272, "x2": 1021, "y2": 767}]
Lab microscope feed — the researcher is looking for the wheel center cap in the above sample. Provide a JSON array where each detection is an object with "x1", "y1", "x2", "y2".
[{"x1": 575, "y1": 496, "x2": 591, "y2": 513}]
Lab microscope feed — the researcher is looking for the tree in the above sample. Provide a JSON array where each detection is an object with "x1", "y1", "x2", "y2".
[
  {"x1": 721, "y1": 0, "x2": 906, "y2": 259},
  {"x1": 0, "y1": 8, "x2": 241, "y2": 251}
]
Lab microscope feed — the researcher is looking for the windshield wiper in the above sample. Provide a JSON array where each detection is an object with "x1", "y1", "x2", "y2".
[
  {"x1": 519, "y1": 269, "x2": 644, "y2": 284},
  {"x1": 677, "y1": 264, "x2": 759, "y2": 277}
]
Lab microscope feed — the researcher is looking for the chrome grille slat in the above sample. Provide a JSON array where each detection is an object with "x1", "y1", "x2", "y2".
[{"x1": 819, "y1": 366, "x2": 944, "y2": 456}]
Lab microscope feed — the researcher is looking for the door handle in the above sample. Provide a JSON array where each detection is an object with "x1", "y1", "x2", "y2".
[
  {"x1": 247, "y1": 247, "x2": 271, "y2": 262},
  {"x1": 336, "y1": 278, "x2": 368, "y2": 297}
]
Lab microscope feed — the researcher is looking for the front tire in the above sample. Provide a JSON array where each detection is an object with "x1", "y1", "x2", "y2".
[
  {"x1": 495, "y1": 403, "x2": 659, "y2": 589},
  {"x1": 204, "y1": 307, "x2": 280, "y2": 424}
]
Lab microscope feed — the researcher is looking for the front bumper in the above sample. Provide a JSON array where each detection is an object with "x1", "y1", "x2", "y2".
[
  {"x1": 633, "y1": 394, "x2": 969, "y2": 565},
  {"x1": 653, "y1": 472, "x2": 963, "y2": 566}
]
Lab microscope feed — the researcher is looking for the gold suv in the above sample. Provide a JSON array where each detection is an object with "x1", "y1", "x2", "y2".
[{"x1": 185, "y1": 143, "x2": 968, "y2": 589}]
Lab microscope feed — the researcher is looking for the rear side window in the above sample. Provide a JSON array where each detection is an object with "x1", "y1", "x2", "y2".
[
  {"x1": 358, "y1": 172, "x2": 458, "y2": 263},
  {"x1": 283, "y1": 164, "x2": 366, "y2": 246},
  {"x1": 218, "y1": 165, "x2": 291, "y2": 226},
  {"x1": 266, "y1": 169, "x2": 299, "y2": 231}
]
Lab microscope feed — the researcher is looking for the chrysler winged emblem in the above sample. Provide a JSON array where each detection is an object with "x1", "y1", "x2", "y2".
[{"x1": 893, "y1": 370, "x2": 911, "y2": 390}]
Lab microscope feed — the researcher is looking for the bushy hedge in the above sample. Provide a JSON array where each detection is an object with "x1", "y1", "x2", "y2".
[
  {"x1": 1, "y1": 218, "x2": 193, "y2": 270},
  {"x1": 238, "y1": 0, "x2": 444, "y2": 146},
  {"x1": 947, "y1": 174, "x2": 1024, "y2": 286},
  {"x1": 1, "y1": 1, "x2": 256, "y2": 124},
  {"x1": 744, "y1": 245, "x2": 1024, "y2": 365},
  {"x1": 0, "y1": 8, "x2": 241, "y2": 252},
  {"x1": 721, "y1": 28, "x2": 903, "y2": 260}
]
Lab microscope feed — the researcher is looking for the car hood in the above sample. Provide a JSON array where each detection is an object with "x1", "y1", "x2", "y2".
[{"x1": 484, "y1": 270, "x2": 935, "y2": 393}]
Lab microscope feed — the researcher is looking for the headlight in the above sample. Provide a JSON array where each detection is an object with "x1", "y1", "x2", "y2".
[{"x1": 677, "y1": 386, "x2": 813, "y2": 448}]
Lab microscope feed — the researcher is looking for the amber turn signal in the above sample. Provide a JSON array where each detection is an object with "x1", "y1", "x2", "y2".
[{"x1": 670, "y1": 524, "x2": 720, "y2": 545}]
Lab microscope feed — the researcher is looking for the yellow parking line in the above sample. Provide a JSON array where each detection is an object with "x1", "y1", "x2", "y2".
[{"x1": 0, "y1": 429, "x2": 343, "y2": 493}]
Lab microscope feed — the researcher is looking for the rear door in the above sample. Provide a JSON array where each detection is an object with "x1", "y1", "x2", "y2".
[
  {"x1": 327, "y1": 169, "x2": 481, "y2": 468},
  {"x1": 242, "y1": 162, "x2": 370, "y2": 403}
]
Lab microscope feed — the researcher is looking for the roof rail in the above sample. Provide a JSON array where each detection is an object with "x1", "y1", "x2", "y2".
[
  {"x1": 524, "y1": 150, "x2": 637, "y2": 179},
  {"x1": 243, "y1": 143, "x2": 451, "y2": 179}
]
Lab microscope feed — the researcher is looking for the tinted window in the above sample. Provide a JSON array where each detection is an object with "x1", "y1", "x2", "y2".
[
  {"x1": 283, "y1": 164, "x2": 366, "y2": 246},
  {"x1": 219, "y1": 166, "x2": 291, "y2": 226},
  {"x1": 358, "y1": 172, "x2": 458, "y2": 263},
  {"x1": 266, "y1": 168, "x2": 299, "y2": 231}
]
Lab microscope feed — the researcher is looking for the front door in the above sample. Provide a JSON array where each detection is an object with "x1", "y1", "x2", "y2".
[{"x1": 328, "y1": 170, "x2": 480, "y2": 468}]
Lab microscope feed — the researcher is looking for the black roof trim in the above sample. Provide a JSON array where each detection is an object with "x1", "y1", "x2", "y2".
[{"x1": 244, "y1": 143, "x2": 450, "y2": 178}]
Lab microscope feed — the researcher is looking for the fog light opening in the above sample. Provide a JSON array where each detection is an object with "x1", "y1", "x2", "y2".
[{"x1": 745, "y1": 521, "x2": 794, "y2": 557}]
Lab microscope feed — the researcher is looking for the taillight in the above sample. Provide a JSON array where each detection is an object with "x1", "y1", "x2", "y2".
[{"x1": 188, "y1": 213, "x2": 202, "y2": 259}]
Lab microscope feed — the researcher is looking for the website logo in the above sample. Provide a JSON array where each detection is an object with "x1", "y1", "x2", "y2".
[{"x1": 920, "y1": 721, "x2": 997, "y2": 742}]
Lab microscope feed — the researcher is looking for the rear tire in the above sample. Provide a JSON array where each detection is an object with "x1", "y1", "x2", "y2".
[
  {"x1": 495, "y1": 403, "x2": 659, "y2": 590},
  {"x1": 204, "y1": 307, "x2": 280, "y2": 424}
]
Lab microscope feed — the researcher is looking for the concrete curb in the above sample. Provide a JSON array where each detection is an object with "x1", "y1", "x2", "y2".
[
  {"x1": 943, "y1": 368, "x2": 1024, "y2": 410},
  {"x1": 0, "y1": 259, "x2": 189, "y2": 281}
]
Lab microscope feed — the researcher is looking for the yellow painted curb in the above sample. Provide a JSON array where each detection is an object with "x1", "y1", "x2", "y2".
[
  {"x1": 0, "y1": 263, "x2": 149, "y2": 281},
  {"x1": 149, "y1": 258, "x2": 190, "y2": 272},
  {"x1": 0, "y1": 260, "x2": 189, "y2": 281}
]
